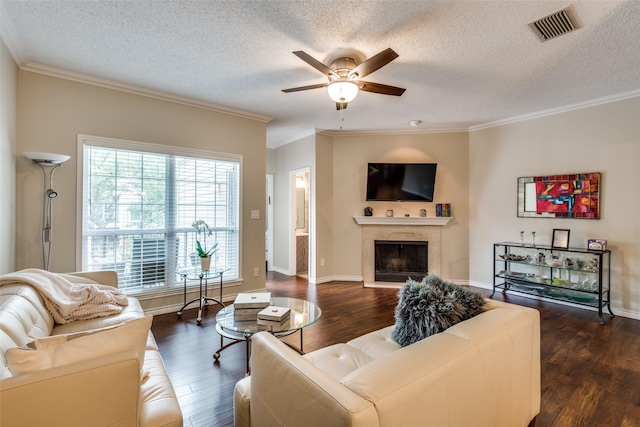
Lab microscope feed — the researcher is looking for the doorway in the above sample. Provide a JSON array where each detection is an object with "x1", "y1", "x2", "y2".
[{"x1": 290, "y1": 168, "x2": 310, "y2": 279}]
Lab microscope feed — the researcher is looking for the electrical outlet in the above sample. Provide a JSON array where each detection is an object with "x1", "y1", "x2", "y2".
[
  {"x1": 253, "y1": 267, "x2": 259, "y2": 277},
  {"x1": 251, "y1": 210, "x2": 260, "y2": 219},
  {"x1": 320, "y1": 258, "x2": 325, "y2": 266}
]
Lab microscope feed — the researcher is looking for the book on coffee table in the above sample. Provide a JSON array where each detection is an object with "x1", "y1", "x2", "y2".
[
  {"x1": 234, "y1": 292, "x2": 271, "y2": 309},
  {"x1": 233, "y1": 307, "x2": 262, "y2": 320},
  {"x1": 257, "y1": 305, "x2": 291, "y2": 321},
  {"x1": 257, "y1": 316, "x2": 291, "y2": 329}
]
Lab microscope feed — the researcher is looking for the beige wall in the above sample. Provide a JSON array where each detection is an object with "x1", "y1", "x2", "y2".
[
  {"x1": 314, "y1": 133, "x2": 334, "y2": 281},
  {"x1": 271, "y1": 134, "x2": 315, "y2": 275},
  {"x1": 272, "y1": 131, "x2": 470, "y2": 283},
  {"x1": 331, "y1": 132, "x2": 470, "y2": 281},
  {"x1": 469, "y1": 96, "x2": 640, "y2": 319},
  {"x1": 0, "y1": 39, "x2": 17, "y2": 275},
  {"x1": 15, "y1": 71, "x2": 267, "y2": 312}
]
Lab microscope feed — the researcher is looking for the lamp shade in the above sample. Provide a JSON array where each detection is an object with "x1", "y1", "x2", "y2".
[
  {"x1": 24, "y1": 151, "x2": 70, "y2": 166},
  {"x1": 327, "y1": 81, "x2": 359, "y2": 103}
]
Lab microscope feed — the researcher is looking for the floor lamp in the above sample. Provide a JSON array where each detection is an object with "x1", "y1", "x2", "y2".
[{"x1": 24, "y1": 151, "x2": 71, "y2": 271}]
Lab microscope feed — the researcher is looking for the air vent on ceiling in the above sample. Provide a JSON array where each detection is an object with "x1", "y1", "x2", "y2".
[{"x1": 529, "y1": 5, "x2": 582, "y2": 42}]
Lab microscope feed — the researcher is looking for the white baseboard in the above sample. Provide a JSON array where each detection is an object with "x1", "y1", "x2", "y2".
[
  {"x1": 311, "y1": 275, "x2": 362, "y2": 285},
  {"x1": 470, "y1": 280, "x2": 493, "y2": 290},
  {"x1": 269, "y1": 266, "x2": 292, "y2": 276},
  {"x1": 613, "y1": 307, "x2": 640, "y2": 321}
]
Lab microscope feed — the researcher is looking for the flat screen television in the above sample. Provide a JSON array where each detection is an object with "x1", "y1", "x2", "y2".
[{"x1": 366, "y1": 163, "x2": 437, "y2": 202}]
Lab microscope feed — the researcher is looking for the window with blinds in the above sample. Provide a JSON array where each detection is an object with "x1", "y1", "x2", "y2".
[{"x1": 79, "y1": 135, "x2": 240, "y2": 292}]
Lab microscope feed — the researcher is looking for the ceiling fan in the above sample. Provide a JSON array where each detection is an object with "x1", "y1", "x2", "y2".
[{"x1": 282, "y1": 48, "x2": 406, "y2": 110}]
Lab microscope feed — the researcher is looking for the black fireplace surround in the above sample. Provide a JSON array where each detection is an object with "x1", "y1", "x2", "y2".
[{"x1": 374, "y1": 240, "x2": 428, "y2": 282}]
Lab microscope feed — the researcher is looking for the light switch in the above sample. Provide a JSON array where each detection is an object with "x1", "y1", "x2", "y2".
[{"x1": 251, "y1": 210, "x2": 260, "y2": 219}]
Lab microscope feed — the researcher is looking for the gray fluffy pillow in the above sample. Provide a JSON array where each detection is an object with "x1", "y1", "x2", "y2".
[{"x1": 391, "y1": 275, "x2": 486, "y2": 347}]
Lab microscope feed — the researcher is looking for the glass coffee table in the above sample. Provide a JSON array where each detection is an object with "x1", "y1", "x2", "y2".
[{"x1": 214, "y1": 296, "x2": 322, "y2": 373}]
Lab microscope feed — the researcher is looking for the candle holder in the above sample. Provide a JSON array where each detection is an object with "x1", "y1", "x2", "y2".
[
  {"x1": 531, "y1": 231, "x2": 536, "y2": 246},
  {"x1": 519, "y1": 231, "x2": 525, "y2": 245}
]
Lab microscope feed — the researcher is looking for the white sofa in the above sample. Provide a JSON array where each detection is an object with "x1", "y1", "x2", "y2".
[
  {"x1": 0, "y1": 270, "x2": 183, "y2": 427},
  {"x1": 234, "y1": 299, "x2": 540, "y2": 427}
]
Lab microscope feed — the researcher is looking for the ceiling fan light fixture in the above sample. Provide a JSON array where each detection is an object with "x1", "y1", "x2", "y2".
[{"x1": 327, "y1": 81, "x2": 359, "y2": 103}]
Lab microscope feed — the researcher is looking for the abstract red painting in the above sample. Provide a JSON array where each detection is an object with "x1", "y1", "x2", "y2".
[{"x1": 533, "y1": 173, "x2": 600, "y2": 218}]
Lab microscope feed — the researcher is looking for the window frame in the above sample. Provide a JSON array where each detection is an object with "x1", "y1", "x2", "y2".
[{"x1": 76, "y1": 134, "x2": 243, "y2": 296}]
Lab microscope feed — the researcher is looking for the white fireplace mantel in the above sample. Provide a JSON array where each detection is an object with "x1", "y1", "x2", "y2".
[{"x1": 353, "y1": 216, "x2": 452, "y2": 226}]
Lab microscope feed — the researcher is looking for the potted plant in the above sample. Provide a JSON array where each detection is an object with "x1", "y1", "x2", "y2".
[{"x1": 192, "y1": 219, "x2": 219, "y2": 271}]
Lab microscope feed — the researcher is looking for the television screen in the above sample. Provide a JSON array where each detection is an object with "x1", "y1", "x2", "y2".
[{"x1": 366, "y1": 163, "x2": 437, "y2": 202}]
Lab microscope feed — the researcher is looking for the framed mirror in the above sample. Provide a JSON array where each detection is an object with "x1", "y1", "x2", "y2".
[
  {"x1": 517, "y1": 172, "x2": 601, "y2": 219},
  {"x1": 296, "y1": 187, "x2": 305, "y2": 229}
]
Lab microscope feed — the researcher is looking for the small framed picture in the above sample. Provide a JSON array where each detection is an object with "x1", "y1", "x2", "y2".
[
  {"x1": 386, "y1": 209, "x2": 394, "y2": 217},
  {"x1": 552, "y1": 229, "x2": 571, "y2": 249}
]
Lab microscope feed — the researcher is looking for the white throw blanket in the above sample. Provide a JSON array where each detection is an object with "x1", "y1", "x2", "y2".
[{"x1": 0, "y1": 269, "x2": 129, "y2": 324}]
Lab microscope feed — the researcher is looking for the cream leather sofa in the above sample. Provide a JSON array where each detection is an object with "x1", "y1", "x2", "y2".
[
  {"x1": 0, "y1": 270, "x2": 183, "y2": 427},
  {"x1": 234, "y1": 299, "x2": 540, "y2": 427}
]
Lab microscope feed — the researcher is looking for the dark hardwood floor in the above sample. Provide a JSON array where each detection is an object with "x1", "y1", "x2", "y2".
[{"x1": 151, "y1": 272, "x2": 640, "y2": 427}]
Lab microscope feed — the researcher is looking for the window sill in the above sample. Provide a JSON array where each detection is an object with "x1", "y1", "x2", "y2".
[{"x1": 125, "y1": 278, "x2": 245, "y2": 301}]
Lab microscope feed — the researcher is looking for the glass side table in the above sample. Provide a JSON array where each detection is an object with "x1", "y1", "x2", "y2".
[{"x1": 177, "y1": 267, "x2": 228, "y2": 324}]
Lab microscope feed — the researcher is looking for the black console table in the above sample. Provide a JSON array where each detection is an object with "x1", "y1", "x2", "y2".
[{"x1": 492, "y1": 242, "x2": 613, "y2": 324}]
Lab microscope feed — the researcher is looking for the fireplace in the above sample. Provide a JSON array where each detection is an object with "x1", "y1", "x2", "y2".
[
  {"x1": 358, "y1": 221, "x2": 444, "y2": 288},
  {"x1": 375, "y1": 240, "x2": 428, "y2": 282}
]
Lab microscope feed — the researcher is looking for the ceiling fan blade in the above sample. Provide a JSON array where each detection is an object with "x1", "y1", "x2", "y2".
[
  {"x1": 358, "y1": 81, "x2": 406, "y2": 96},
  {"x1": 350, "y1": 48, "x2": 399, "y2": 79},
  {"x1": 282, "y1": 83, "x2": 328, "y2": 93},
  {"x1": 336, "y1": 102, "x2": 348, "y2": 110},
  {"x1": 293, "y1": 51, "x2": 338, "y2": 78}
]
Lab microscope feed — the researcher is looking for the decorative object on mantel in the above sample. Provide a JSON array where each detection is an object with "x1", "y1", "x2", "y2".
[
  {"x1": 386, "y1": 209, "x2": 394, "y2": 217},
  {"x1": 520, "y1": 231, "x2": 525, "y2": 245},
  {"x1": 364, "y1": 206, "x2": 373, "y2": 216},
  {"x1": 588, "y1": 239, "x2": 607, "y2": 251},
  {"x1": 419, "y1": 209, "x2": 426, "y2": 217},
  {"x1": 192, "y1": 219, "x2": 219, "y2": 271},
  {"x1": 517, "y1": 172, "x2": 600, "y2": 219},
  {"x1": 531, "y1": 231, "x2": 536, "y2": 246},
  {"x1": 552, "y1": 228, "x2": 570, "y2": 249},
  {"x1": 435, "y1": 203, "x2": 451, "y2": 217},
  {"x1": 353, "y1": 216, "x2": 453, "y2": 226}
]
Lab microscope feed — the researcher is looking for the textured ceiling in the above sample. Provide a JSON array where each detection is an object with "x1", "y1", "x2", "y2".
[{"x1": 2, "y1": 1, "x2": 640, "y2": 147}]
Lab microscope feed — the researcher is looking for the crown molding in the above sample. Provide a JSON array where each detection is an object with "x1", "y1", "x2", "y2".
[
  {"x1": 20, "y1": 62, "x2": 272, "y2": 123},
  {"x1": 470, "y1": 88, "x2": 640, "y2": 132},
  {"x1": 269, "y1": 125, "x2": 468, "y2": 149},
  {"x1": 318, "y1": 126, "x2": 468, "y2": 138}
]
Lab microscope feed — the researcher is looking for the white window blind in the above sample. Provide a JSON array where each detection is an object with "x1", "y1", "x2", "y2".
[{"x1": 79, "y1": 135, "x2": 240, "y2": 292}]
